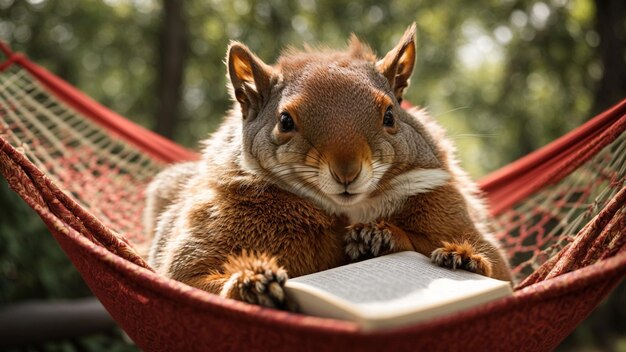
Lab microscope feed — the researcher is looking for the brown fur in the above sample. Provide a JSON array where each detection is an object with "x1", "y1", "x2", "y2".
[{"x1": 144, "y1": 24, "x2": 512, "y2": 310}]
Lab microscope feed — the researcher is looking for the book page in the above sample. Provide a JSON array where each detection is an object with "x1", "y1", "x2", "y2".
[
  {"x1": 286, "y1": 251, "x2": 512, "y2": 329},
  {"x1": 289, "y1": 251, "x2": 503, "y2": 305}
]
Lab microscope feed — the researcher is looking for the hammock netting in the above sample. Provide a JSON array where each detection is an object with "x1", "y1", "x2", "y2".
[{"x1": 1, "y1": 42, "x2": 625, "y2": 351}]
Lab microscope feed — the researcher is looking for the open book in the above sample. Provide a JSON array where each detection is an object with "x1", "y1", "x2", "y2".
[{"x1": 284, "y1": 251, "x2": 512, "y2": 331}]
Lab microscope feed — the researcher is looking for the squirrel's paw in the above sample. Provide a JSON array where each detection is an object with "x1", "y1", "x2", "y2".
[
  {"x1": 345, "y1": 221, "x2": 395, "y2": 260},
  {"x1": 430, "y1": 241, "x2": 493, "y2": 277},
  {"x1": 221, "y1": 252, "x2": 291, "y2": 310}
]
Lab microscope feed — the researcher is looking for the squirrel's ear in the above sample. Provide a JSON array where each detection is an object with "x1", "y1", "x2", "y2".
[
  {"x1": 227, "y1": 42, "x2": 274, "y2": 118},
  {"x1": 376, "y1": 23, "x2": 416, "y2": 103}
]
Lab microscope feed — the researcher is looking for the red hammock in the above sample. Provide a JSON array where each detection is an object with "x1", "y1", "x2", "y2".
[{"x1": 1, "y1": 42, "x2": 625, "y2": 351}]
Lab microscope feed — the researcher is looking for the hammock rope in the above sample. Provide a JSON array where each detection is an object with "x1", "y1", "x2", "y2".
[
  {"x1": 1, "y1": 41, "x2": 625, "y2": 351},
  {"x1": 495, "y1": 131, "x2": 626, "y2": 284},
  {"x1": 0, "y1": 62, "x2": 162, "y2": 246}
]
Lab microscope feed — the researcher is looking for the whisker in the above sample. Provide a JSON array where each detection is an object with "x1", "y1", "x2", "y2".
[
  {"x1": 281, "y1": 150, "x2": 325, "y2": 164},
  {"x1": 301, "y1": 138, "x2": 329, "y2": 165},
  {"x1": 431, "y1": 106, "x2": 470, "y2": 118},
  {"x1": 451, "y1": 133, "x2": 497, "y2": 140}
]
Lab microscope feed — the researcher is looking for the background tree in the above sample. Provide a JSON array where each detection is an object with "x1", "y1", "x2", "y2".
[
  {"x1": 155, "y1": 0, "x2": 186, "y2": 138},
  {"x1": 0, "y1": 0, "x2": 624, "y2": 350}
]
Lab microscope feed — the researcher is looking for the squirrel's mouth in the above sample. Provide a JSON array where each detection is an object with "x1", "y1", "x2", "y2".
[
  {"x1": 340, "y1": 191, "x2": 355, "y2": 198},
  {"x1": 331, "y1": 191, "x2": 364, "y2": 206}
]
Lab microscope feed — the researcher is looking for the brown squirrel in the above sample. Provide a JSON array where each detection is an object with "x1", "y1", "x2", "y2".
[{"x1": 143, "y1": 24, "x2": 512, "y2": 310}]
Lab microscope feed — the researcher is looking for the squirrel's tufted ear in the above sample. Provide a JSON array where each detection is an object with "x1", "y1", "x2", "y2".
[
  {"x1": 227, "y1": 42, "x2": 274, "y2": 118},
  {"x1": 376, "y1": 23, "x2": 416, "y2": 103}
]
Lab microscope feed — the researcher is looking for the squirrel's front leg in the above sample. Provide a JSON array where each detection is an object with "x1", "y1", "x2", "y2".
[
  {"x1": 345, "y1": 220, "x2": 415, "y2": 261},
  {"x1": 430, "y1": 241, "x2": 493, "y2": 278},
  {"x1": 186, "y1": 251, "x2": 292, "y2": 310}
]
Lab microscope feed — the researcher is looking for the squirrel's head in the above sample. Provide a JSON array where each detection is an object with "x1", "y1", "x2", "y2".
[{"x1": 226, "y1": 24, "x2": 449, "y2": 220}]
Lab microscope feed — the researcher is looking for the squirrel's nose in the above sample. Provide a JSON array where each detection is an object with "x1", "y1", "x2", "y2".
[{"x1": 330, "y1": 161, "x2": 361, "y2": 186}]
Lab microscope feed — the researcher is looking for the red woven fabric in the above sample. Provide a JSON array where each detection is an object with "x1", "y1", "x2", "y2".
[{"x1": 1, "y1": 42, "x2": 626, "y2": 351}]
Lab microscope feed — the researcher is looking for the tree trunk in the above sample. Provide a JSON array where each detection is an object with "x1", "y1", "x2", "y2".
[
  {"x1": 592, "y1": 0, "x2": 626, "y2": 115},
  {"x1": 155, "y1": 0, "x2": 186, "y2": 139},
  {"x1": 0, "y1": 298, "x2": 115, "y2": 347}
]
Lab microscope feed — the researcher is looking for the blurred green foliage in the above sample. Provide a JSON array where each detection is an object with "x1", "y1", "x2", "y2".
[
  {"x1": 0, "y1": 0, "x2": 625, "y2": 350},
  {"x1": 0, "y1": 178, "x2": 90, "y2": 302},
  {"x1": 0, "y1": 0, "x2": 605, "y2": 176}
]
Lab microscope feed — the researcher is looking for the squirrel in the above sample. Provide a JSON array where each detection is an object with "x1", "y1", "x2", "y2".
[{"x1": 143, "y1": 24, "x2": 512, "y2": 310}]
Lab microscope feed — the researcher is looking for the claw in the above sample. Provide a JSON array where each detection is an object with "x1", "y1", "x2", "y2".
[
  {"x1": 430, "y1": 242, "x2": 493, "y2": 277},
  {"x1": 222, "y1": 252, "x2": 291, "y2": 309},
  {"x1": 344, "y1": 221, "x2": 395, "y2": 260}
]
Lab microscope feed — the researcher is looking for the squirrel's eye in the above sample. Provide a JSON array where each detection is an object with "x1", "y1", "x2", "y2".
[
  {"x1": 279, "y1": 112, "x2": 295, "y2": 132},
  {"x1": 383, "y1": 107, "x2": 395, "y2": 127}
]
